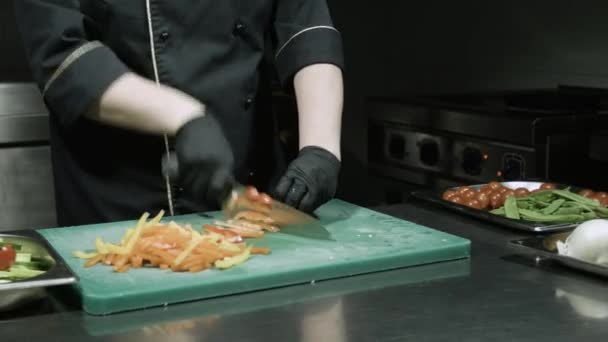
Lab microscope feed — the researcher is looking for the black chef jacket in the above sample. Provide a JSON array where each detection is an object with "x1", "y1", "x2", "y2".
[{"x1": 14, "y1": 0, "x2": 344, "y2": 226}]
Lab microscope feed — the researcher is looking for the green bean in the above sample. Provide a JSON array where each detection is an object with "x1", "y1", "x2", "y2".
[
  {"x1": 582, "y1": 212, "x2": 598, "y2": 220},
  {"x1": 518, "y1": 209, "x2": 585, "y2": 223},
  {"x1": 527, "y1": 197, "x2": 553, "y2": 207},
  {"x1": 489, "y1": 188, "x2": 608, "y2": 223},
  {"x1": 552, "y1": 189, "x2": 600, "y2": 208},
  {"x1": 564, "y1": 201, "x2": 596, "y2": 213},
  {"x1": 528, "y1": 191, "x2": 556, "y2": 202},
  {"x1": 504, "y1": 196, "x2": 520, "y2": 219},
  {"x1": 491, "y1": 207, "x2": 506, "y2": 215},
  {"x1": 595, "y1": 206, "x2": 608, "y2": 216},
  {"x1": 554, "y1": 207, "x2": 585, "y2": 215},
  {"x1": 597, "y1": 210, "x2": 608, "y2": 219},
  {"x1": 542, "y1": 199, "x2": 565, "y2": 215},
  {"x1": 516, "y1": 201, "x2": 533, "y2": 209}
]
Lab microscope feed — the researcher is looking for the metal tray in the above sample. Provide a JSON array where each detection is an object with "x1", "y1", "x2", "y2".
[
  {"x1": 508, "y1": 231, "x2": 608, "y2": 278},
  {"x1": 412, "y1": 181, "x2": 579, "y2": 233},
  {"x1": 0, "y1": 229, "x2": 77, "y2": 311}
]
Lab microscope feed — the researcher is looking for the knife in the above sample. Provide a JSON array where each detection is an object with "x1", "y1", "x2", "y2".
[{"x1": 161, "y1": 153, "x2": 321, "y2": 228}]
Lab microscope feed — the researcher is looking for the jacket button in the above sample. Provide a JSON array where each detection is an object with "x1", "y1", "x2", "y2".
[
  {"x1": 160, "y1": 31, "x2": 170, "y2": 42},
  {"x1": 244, "y1": 96, "x2": 254, "y2": 110},
  {"x1": 233, "y1": 22, "x2": 246, "y2": 36}
]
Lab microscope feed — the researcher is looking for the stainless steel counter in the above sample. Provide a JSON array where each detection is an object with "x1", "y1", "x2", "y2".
[{"x1": 3, "y1": 201, "x2": 608, "y2": 341}]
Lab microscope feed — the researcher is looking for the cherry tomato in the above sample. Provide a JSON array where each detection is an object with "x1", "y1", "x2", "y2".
[
  {"x1": 488, "y1": 181, "x2": 502, "y2": 190},
  {"x1": 466, "y1": 199, "x2": 483, "y2": 209},
  {"x1": 0, "y1": 244, "x2": 16, "y2": 271},
  {"x1": 595, "y1": 192, "x2": 608, "y2": 199},
  {"x1": 540, "y1": 183, "x2": 557, "y2": 190},
  {"x1": 479, "y1": 187, "x2": 494, "y2": 196},
  {"x1": 457, "y1": 186, "x2": 473, "y2": 195},
  {"x1": 485, "y1": 190, "x2": 498, "y2": 201},
  {"x1": 479, "y1": 184, "x2": 492, "y2": 193},
  {"x1": 442, "y1": 190, "x2": 458, "y2": 201},
  {"x1": 490, "y1": 193, "x2": 505, "y2": 209},
  {"x1": 503, "y1": 190, "x2": 516, "y2": 199},
  {"x1": 514, "y1": 188, "x2": 530, "y2": 198},
  {"x1": 578, "y1": 189, "x2": 595, "y2": 198},
  {"x1": 462, "y1": 190, "x2": 477, "y2": 200},
  {"x1": 476, "y1": 192, "x2": 490, "y2": 209},
  {"x1": 449, "y1": 196, "x2": 464, "y2": 205}
]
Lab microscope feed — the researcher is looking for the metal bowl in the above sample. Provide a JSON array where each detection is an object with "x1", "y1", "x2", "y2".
[{"x1": 0, "y1": 230, "x2": 77, "y2": 312}]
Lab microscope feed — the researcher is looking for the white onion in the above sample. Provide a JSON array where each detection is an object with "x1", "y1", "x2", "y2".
[{"x1": 556, "y1": 219, "x2": 608, "y2": 265}]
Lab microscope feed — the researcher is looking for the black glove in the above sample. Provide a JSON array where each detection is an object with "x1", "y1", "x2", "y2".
[
  {"x1": 174, "y1": 114, "x2": 234, "y2": 207},
  {"x1": 273, "y1": 146, "x2": 341, "y2": 213}
]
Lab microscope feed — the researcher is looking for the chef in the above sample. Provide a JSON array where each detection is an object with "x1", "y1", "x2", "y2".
[{"x1": 14, "y1": 0, "x2": 344, "y2": 226}]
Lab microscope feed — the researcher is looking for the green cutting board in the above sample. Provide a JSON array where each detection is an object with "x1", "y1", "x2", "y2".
[{"x1": 38, "y1": 200, "x2": 470, "y2": 315}]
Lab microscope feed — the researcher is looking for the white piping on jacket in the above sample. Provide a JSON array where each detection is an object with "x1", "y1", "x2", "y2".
[
  {"x1": 275, "y1": 26, "x2": 339, "y2": 59},
  {"x1": 43, "y1": 41, "x2": 104, "y2": 96},
  {"x1": 146, "y1": 0, "x2": 175, "y2": 216}
]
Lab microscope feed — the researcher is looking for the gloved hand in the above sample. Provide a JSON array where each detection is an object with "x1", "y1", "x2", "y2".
[
  {"x1": 273, "y1": 146, "x2": 341, "y2": 213},
  {"x1": 174, "y1": 113, "x2": 234, "y2": 207}
]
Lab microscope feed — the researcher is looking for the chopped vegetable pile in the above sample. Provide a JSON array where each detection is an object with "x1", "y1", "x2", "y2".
[
  {"x1": 442, "y1": 181, "x2": 558, "y2": 210},
  {"x1": 491, "y1": 188, "x2": 608, "y2": 223},
  {"x1": 73, "y1": 210, "x2": 271, "y2": 273},
  {"x1": 442, "y1": 181, "x2": 608, "y2": 224},
  {"x1": 0, "y1": 240, "x2": 53, "y2": 283}
]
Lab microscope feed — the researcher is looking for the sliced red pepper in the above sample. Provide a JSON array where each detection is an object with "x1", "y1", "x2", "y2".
[{"x1": 203, "y1": 225, "x2": 244, "y2": 242}]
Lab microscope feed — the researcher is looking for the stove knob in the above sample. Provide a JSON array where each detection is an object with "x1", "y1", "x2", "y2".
[
  {"x1": 461, "y1": 147, "x2": 483, "y2": 176},
  {"x1": 419, "y1": 139, "x2": 440, "y2": 166}
]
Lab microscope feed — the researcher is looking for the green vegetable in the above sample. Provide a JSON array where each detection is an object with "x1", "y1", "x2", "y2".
[
  {"x1": 0, "y1": 253, "x2": 52, "y2": 282},
  {"x1": 554, "y1": 207, "x2": 585, "y2": 215},
  {"x1": 528, "y1": 190, "x2": 555, "y2": 202},
  {"x1": 491, "y1": 207, "x2": 506, "y2": 215},
  {"x1": 518, "y1": 209, "x2": 584, "y2": 223},
  {"x1": 517, "y1": 200, "x2": 533, "y2": 210},
  {"x1": 542, "y1": 199, "x2": 565, "y2": 215},
  {"x1": 0, "y1": 265, "x2": 46, "y2": 280},
  {"x1": 14, "y1": 261, "x2": 50, "y2": 269},
  {"x1": 504, "y1": 196, "x2": 520, "y2": 219},
  {"x1": 595, "y1": 206, "x2": 608, "y2": 218},
  {"x1": 531, "y1": 199, "x2": 554, "y2": 207},
  {"x1": 491, "y1": 187, "x2": 608, "y2": 224},
  {"x1": 0, "y1": 242, "x2": 21, "y2": 251},
  {"x1": 15, "y1": 253, "x2": 31, "y2": 263},
  {"x1": 552, "y1": 189, "x2": 600, "y2": 207}
]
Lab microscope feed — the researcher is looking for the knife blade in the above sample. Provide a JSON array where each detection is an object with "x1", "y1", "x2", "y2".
[
  {"x1": 161, "y1": 153, "x2": 326, "y2": 231},
  {"x1": 221, "y1": 184, "x2": 319, "y2": 227}
]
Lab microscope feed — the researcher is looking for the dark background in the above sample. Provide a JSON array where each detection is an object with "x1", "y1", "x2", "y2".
[
  {"x1": 0, "y1": 1, "x2": 30, "y2": 82},
  {"x1": 330, "y1": 0, "x2": 608, "y2": 204},
  {"x1": 3, "y1": 0, "x2": 608, "y2": 206}
]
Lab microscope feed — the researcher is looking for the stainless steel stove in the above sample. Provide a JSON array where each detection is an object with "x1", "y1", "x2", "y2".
[{"x1": 368, "y1": 91, "x2": 608, "y2": 197}]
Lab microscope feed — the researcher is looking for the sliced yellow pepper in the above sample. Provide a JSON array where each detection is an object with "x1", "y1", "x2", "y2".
[
  {"x1": 215, "y1": 246, "x2": 252, "y2": 269},
  {"x1": 73, "y1": 250, "x2": 98, "y2": 259}
]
